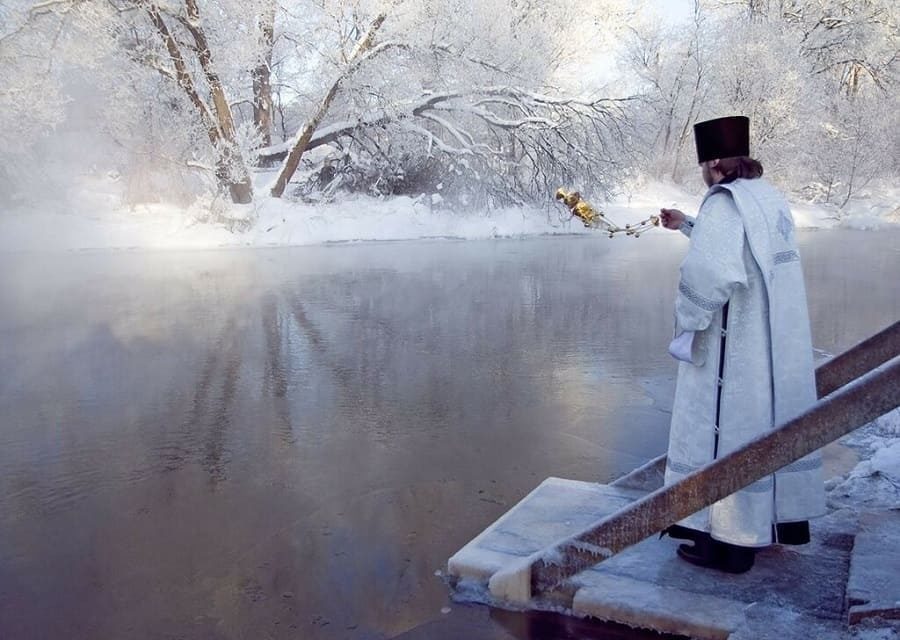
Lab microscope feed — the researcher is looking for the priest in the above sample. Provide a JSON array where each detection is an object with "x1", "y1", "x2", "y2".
[{"x1": 657, "y1": 116, "x2": 825, "y2": 573}]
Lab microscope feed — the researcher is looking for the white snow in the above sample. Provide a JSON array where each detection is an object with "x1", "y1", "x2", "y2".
[
  {"x1": 828, "y1": 407, "x2": 900, "y2": 512},
  {"x1": 0, "y1": 174, "x2": 896, "y2": 253}
]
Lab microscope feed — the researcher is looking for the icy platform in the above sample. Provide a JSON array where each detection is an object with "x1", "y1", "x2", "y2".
[{"x1": 447, "y1": 475, "x2": 897, "y2": 639}]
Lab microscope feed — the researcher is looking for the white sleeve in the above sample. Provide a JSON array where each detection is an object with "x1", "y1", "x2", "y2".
[
  {"x1": 680, "y1": 215, "x2": 696, "y2": 238},
  {"x1": 668, "y1": 331, "x2": 696, "y2": 363},
  {"x1": 674, "y1": 193, "x2": 747, "y2": 334}
]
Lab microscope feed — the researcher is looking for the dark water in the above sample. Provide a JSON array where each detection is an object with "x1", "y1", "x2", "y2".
[{"x1": 0, "y1": 231, "x2": 897, "y2": 640}]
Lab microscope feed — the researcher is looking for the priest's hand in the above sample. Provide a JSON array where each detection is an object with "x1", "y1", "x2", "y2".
[{"x1": 659, "y1": 208, "x2": 686, "y2": 230}]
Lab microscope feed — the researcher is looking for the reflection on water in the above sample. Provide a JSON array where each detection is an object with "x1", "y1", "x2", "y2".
[
  {"x1": 393, "y1": 605, "x2": 687, "y2": 639},
  {"x1": 0, "y1": 231, "x2": 897, "y2": 639}
]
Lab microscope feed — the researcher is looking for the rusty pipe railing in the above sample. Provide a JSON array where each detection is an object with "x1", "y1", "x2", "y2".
[
  {"x1": 610, "y1": 321, "x2": 900, "y2": 489},
  {"x1": 816, "y1": 321, "x2": 900, "y2": 397},
  {"x1": 489, "y1": 321, "x2": 900, "y2": 603}
]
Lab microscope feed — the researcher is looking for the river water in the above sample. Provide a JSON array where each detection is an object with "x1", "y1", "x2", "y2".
[{"x1": 0, "y1": 230, "x2": 897, "y2": 639}]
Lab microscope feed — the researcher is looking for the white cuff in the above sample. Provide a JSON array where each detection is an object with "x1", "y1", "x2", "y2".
[{"x1": 668, "y1": 331, "x2": 695, "y2": 363}]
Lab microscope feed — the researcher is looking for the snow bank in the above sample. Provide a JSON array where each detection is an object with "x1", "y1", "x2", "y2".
[
  {"x1": 0, "y1": 175, "x2": 896, "y2": 253},
  {"x1": 827, "y1": 407, "x2": 900, "y2": 511},
  {"x1": 837, "y1": 182, "x2": 900, "y2": 230},
  {"x1": 0, "y1": 194, "x2": 574, "y2": 253}
]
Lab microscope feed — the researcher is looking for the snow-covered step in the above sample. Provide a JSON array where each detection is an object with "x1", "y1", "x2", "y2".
[
  {"x1": 447, "y1": 477, "x2": 859, "y2": 639},
  {"x1": 447, "y1": 478, "x2": 647, "y2": 582},
  {"x1": 572, "y1": 573, "x2": 746, "y2": 640}
]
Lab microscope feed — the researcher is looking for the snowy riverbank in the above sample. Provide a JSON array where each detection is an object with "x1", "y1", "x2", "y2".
[
  {"x1": 829, "y1": 406, "x2": 900, "y2": 514},
  {"x1": 0, "y1": 177, "x2": 897, "y2": 253},
  {"x1": 797, "y1": 405, "x2": 900, "y2": 640}
]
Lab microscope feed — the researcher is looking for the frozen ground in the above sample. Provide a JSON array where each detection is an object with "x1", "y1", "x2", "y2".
[
  {"x1": 824, "y1": 374, "x2": 900, "y2": 636},
  {"x1": 0, "y1": 173, "x2": 897, "y2": 253},
  {"x1": 829, "y1": 407, "x2": 900, "y2": 513}
]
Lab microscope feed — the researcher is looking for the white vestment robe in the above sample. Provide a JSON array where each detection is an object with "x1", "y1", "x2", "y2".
[{"x1": 664, "y1": 177, "x2": 826, "y2": 547}]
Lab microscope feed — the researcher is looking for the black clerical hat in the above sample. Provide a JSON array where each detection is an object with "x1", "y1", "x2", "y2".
[{"x1": 694, "y1": 116, "x2": 750, "y2": 163}]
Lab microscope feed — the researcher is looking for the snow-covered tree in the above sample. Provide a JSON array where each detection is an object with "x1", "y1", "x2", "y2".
[
  {"x1": 0, "y1": 4, "x2": 67, "y2": 155},
  {"x1": 120, "y1": 0, "x2": 268, "y2": 203},
  {"x1": 800, "y1": 85, "x2": 899, "y2": 207},
  {"x1": 728, "y1": 0, "x2": 898, "y2": 95},
  {"x1": 8, "y1": 0, "x2": 889, "y2": 212},
  {"x1": 251, "y1": 2, "x2": 276, "y2": 147},
  {"x1": 2, "y1": 0, "x2": 636, "y2": 208},
  {"x1": 622, "y1": 0, "x2": 898, "y2": 206},
  {"x1": 1, "y1": 0, "x2": 275, "y2": 204},
  {"x1": 265, "y1": 0, "x2": 637, "y2": 205},
  {"x1": 620, "y1": 1, "x2": 714, "y2": 182}
]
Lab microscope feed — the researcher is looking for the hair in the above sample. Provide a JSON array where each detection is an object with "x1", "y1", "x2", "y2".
[{"x1": 715, "y1": 156, "x2": 764, "y2": 182}]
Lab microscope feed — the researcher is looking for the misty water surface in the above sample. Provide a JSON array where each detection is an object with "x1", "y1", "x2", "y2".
[{"x1": 0, "y1": 230, "x2": 897, "y2": 640}]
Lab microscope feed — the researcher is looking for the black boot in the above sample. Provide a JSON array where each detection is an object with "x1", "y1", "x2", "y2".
[
  {"x1": 675, "y1": 531, "x2": 716, "y2": 566},
  {"x1": 773, "y1": 521, "x2": 810, "y2": 545},
  {"x1": 676, "y1": 535, "x2": 756, "y2": 574},
  {"x1": 660, "y1": 524, "x2": 703, "y2": 542},
  {"x1": 717, "y1": 542, "x2": 756, "y2": 573}
]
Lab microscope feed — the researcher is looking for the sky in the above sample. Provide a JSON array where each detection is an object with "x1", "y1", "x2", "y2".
[
  {"x1": 563, "y1": 0, "x2": 696, "y2": 90},
  {"x1": 645, "y1": 0, "x2": 695, "y2": 24}
]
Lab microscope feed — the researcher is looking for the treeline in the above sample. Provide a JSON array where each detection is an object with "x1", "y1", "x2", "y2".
[
  {"x1": 0, "y1": 0, "x2": 895, "y2": 210},
  {"x1": 625, "y1": 0, "x2": 898, "y2": 207}
]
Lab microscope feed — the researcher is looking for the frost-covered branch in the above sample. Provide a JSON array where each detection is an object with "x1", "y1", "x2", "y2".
[
  {"x1": 402, "y1": 122, "x2": 474, "y2": 156},
  {"x1": 269, "y1": 10, "x2": 388, "y2": 197},
  {"x1": 145, "y1": 3, "x2": 216, "y2": 139},
  {"x1": 28, "y1": 0, "x2": 77, "y2": 17},
  {"x1": 430, "y1": 43, "x2": 525, "y2": 79},
  {"x1": 265, "y1": 79, "x2": 635, "y2": 204}
]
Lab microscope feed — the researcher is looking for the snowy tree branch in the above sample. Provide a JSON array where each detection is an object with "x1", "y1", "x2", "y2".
[
  {"x1": 144, "y1": 3, "x2": 217, "y2": 142},
  {"x1": 269, "y1": 9, "x2": 389, "y2": 197}
]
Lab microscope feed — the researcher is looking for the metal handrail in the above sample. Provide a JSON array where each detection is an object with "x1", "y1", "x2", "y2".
[
  {"x1": 610, "y1": 321, "x2": 900, "y2": 489},
  {"x1": 816, "y1": 321, "x2": 900, "y2": 397},
  {"x1": 488, "y1": 322, "x2": 900, "y2": 604}
]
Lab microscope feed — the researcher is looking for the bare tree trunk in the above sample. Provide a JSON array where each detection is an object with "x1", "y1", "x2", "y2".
[
  {"x1": 253, "y1": 3, "x2": 276, "y2": 148},
  {"x1": 841, "y1": 128, "x2": 862, "y2": 209},
  {"x1": 180, "y1": 0, "x2": 252, "y2": 203},
  {"x1": 147, "y1": 1, "x2": 253, "y2": 203},
  {"x1": 270, "y1": 12, "x2": 387, "y2": 198},
  {"x1": 146, "y1": 5, "x2": 218, "y2": 145},
  {"x1": 671, "y1": 1, "x2": 705, "y2": 181}
]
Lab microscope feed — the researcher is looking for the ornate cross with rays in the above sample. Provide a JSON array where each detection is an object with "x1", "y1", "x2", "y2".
[{"x1": 555, "y1": 189, "x2": 660, "y2": 238}]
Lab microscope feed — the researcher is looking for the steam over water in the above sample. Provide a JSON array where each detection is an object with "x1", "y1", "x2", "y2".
[{"x1": 1, "y1": 231, "x2": 897, "y2": 639}]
